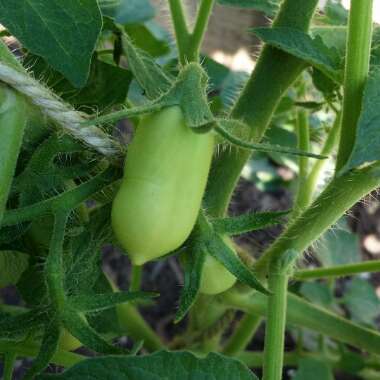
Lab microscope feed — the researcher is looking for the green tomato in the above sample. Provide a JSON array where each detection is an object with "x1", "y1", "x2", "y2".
[
  {"x1": 199, "y1": 238, "x2": 237, "y2": 295},
  {"x1": 112, "y1": 106, "x2": 214, "y2": 265}
]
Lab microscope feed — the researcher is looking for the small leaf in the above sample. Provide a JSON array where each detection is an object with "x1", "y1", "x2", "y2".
[
  {"x1": 215, "y1": 120, "x2": 327, "y2": 159},
  {"x1": 69, "y1": 291, "x2": 158, "y2": 312},
  {"x1": 175, "y1": 243, "x2": 206, "y2": 323},
  {"x1": 252, "y1": 27, "x2": 343, "y2": 83},
  {"x1": 122, "y1": 34, "x2": 173, "y2": 99},
  {"x1": 0, "y1": 0, "x2": 103, "y2": 87},
  {"x1": 0, "y1": 250, "x2": 29, "y2": 288},
  {"x1": 300, "y1": 282, "x2": 334, "y2": 309},
  {"x1": 293, "y1": 358, "x2": 334, "y2": 380},
  {"x1": 62, "y1": 309, "x2": 125, "y2": 354},
  {"x1": 24, "y1": 321, "x2": 61, "y2": 380},
  {"x1": 217, "y1": 0, "x2": 279, "y2": 17},
  {"x1": 342, "y1": 67, "x2": 380, "y2": 173},
  {"x1": 101, "y1": 0, "x2": 155, "y2": 25},
  {"x1": 205, "y1": 233, "x2": 270, "y2": 295},
  {"x1": 37, "y1": 350, "x2": 258, "y2": 380},
  {"x1": 212, "y1": 210, "x2": 289, "y2": 236}
]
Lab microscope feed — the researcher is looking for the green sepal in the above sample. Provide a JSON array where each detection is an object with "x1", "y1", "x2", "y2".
[
  {"x1": 23, "y1": 320, "x2": 61, "y2": 380},
  {"x1": 205, "y1": 233, "x2": 270, "y2": 295},
  {"x1": 122, "y1": 33, "x2": 173, "y2": 99},
  {"x1": 215, "y1": 119, "x2": 327, "y2": 159},
  {"x1": 62, "y1": 308, "x2": 125, "y2": 355},
  {"x1": 175, "y1": 240, "x2": 206, "y2": 323},
  {"x1": 212, "y1": 210, "x2": 289, "y2": 236},
  {"x1": 69, "y1": 291, "x2": 158, "y2": 313}
]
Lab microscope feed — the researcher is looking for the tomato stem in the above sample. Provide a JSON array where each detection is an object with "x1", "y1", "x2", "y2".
[
  {"x1": 335, "y1": 0, "x2": 373, "y2": 171},
  {"x1": 129, "y1": 265, "x2": 143, "y2": 292},
  {"x1": 168, "y1": 0, "x2": 191, "y2": 65},
  {"x1": 294, "y1": 260, "x2": 380, "y2": 280}
]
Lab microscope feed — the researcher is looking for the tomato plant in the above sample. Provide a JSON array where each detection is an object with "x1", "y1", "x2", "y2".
[{"x1": 0, "y1": 0, "x2": 380, "y2": 380}]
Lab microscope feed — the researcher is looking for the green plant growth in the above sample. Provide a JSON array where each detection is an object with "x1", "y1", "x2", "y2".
[{"x1": 0, "y1": 0, "x2": 379, "y2": 379}]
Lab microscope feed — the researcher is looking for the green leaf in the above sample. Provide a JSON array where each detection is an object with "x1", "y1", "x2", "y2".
[
  {"x1": 62, "y1": 309, "x2": 124, "y2": 355},
  {"x1": 101, "y1": 0, "x2": 155, "y2": 25},
  {"x1": 69, "y1": 291, "x2": 157, "y2": 312},
  {"x1": 252, "y1": 27, "x2": 343, "y2": 83},
  {"x1": 0, "y1": 250, "x2": 29, "y2": 288},
  {"x1": 342, "y1": 67, "x2": 380, "y2": 172},
  {"x1": 314, "y1": 218, "x2": 360, "y2": 267},
  {"x1": 217, "y1": 0, "x2": 279, "y2": 17},
  {"x1": 300, "y1": 282, "x2": 334, "y2": 309},
  {"x1": 293, "y1": 358, "x2": 334, "y2": 380},
  {"x1": 0, "y1": 0, "x2": 102, "y2": 87},
  {"x1": 343, "y1": 278, "x2": 380, "y2": 327},
  {"x1": 337, "y1": 351, "x2": 365, "y2": 374},
  {"x1": 175, "y1": 244, "x2": 206, "y2": 323},
  {"x1": 205, "y1": 233, "x2": 269, "y2": 295},
  {"x1": 122, "y1": 34, "x2": 173, "y2": 99},
  {"x1": 24, "y1": 321, "x2": 61, "y2": 380},
  {"x1": 37, "y1": 350, "x2": 257, "y2": 380},
  {"x1": 212, "y1": 210, "x2": 288, "y2": 236}
]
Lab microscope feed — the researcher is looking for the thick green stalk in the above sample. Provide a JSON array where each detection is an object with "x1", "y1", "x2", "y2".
[
  {"x1": 168, "y1": 0, "x2": 190, "y2": 65},
  {"x1": 292, "y1": 109, "x2": 311, "y2": 219},
  {"x1": 262, "y1": 252, "x2": 296, "y2": 380},
  {"x1": 205, "y1": 0, "x2": 319, "y2": 217},
  {"x1": 294, "y1": 260, "x2": 380, "y2": 280},
  {"x1": 129, "y1": 265, "x2": 143, "y2": 292},
  {"x1": 255, "y1": 163, "x2": 380, "y2": 275},
  {"x1": 222, "y1": 315, "x2": 262, "y2": 356},
  {"x1": 223, "y1": 288, "x2": 380, "y2": 355},
  {"x1": 336, "y1": 0, "x2": 373, "y2": 171},
  {"x1": 3, "y1": 352, "x2": 16, "y2": 380},
  {"x1": 187, "y1": 0, "x2": 215, "y2": 62}
]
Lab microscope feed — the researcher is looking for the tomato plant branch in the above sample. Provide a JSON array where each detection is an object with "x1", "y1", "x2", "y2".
[
  {"x1": 294, "y1": 260, "x2": 380, "y2": 280},
  {"x1": 168, "y1": 0, "x2": 191, "y2": 65},
  {"x1": 222, "y1": 315, "x2": 262, "y2": 356},
  {"x1": 292, "y1": 109, "x2": 311, "y2": 219},
  {"x1": 336, "y1": 0, "x2": 373, "y2": 171},
  {"x1": 255, "y1": 162, "x2": 380, "y2": 276},
  {"x1": 3, "y1": 352, "x2": 16, "y2": 380},
  {"x1": 187, "y1": 0, "x2": 215, "y2": 62},
  {"x1": 205, "y1": 0, "x2": 319, "y2": 217},
  {"x1": 222, "y1": 287, "x2": 380, "y2": 355},
  {"x1": 262, "y1": 251, "x2": 296, "y2": 380}
]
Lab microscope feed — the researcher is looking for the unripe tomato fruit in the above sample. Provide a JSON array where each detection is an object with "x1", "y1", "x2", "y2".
[
  {"x1": 112, "y1": 106, "x2": 214, "y2": 265},
  {"x1": 199, "y1": 238, "x2": 237, "y2": 295}
]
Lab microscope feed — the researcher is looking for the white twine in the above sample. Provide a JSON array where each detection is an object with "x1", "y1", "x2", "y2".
[{"x1": 0, "y1": 62, "x2": 120, "y2": 156}]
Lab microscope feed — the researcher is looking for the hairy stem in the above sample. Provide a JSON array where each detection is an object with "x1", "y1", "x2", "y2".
[
  {"x1": 294, "y1": 260, "x2": 380, "y2": 280},
  {"x1": 336, "y1": 0, "x2": 373, "y2": 171},
  {"x1": 168, "y1": 0, "x2": 190, "y2": 65},
  {"x1": 205, "y1": 0, "x2": 319, "y2": 216}
]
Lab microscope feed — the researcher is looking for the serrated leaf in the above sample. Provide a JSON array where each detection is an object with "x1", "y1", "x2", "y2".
[
  {"x1": 0, "y1": 0, "x2": 102, "y2": 87},
  {"x1": 122, "y1": 34, "x2": 173, "y2": 99},
  {"x1": 0, "y1": 250, "x2": 29, "y2": 288},
  {"x1": 293, "y1": 358, "x2": 334, "y2": 380},
  {"x1": 342, "y1": 67, "x2": 380, "y2": 172},
  {"x1": 175, "y1": 244, "x2": 206, "y2": 323},
  {"x1": 217, "y1": 0, "x2": 279, "y2": 17},
  {"x1": 24, "y1": 321, "x2": 61, "y2": 380},
  {"x1": 37, "y1": 350, "x2": 258, "y2": 380},
  {"x1": 212, "y1": 210, "x2": 288, "y2": 236},
  {"x1": 101, "y1": 0, "x2": 155, "y2": 25},
  {"x1": 252, "y1": 27, "x2": 343, "y2": 83},
  {"x1": 300, "y1": 282, "x2": 334, "y2": 309},
  {"x1": 62, "y1": 309, "x2": 124, "y2": 355},
  {"x1": 69, "y1": 291, "x2": 157, "y2": 312},
  {"x1": 205, "y1": 233, "x2": 269, "y2": 295}
]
